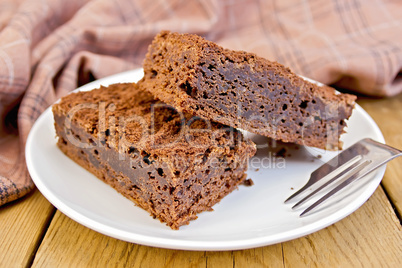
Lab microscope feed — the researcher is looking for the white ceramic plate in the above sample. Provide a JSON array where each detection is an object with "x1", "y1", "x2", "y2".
[{"x1": 26, "y1": 69, "x2": 385, "y2": 251}]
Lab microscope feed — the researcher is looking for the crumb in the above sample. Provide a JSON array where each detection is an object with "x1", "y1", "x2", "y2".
[
  {"x1": 291, "y1": 187, "x2": 294, "y2": 190},
  {"x1": 316, "y1": 154, "x2": 322, "y2": 159},
  {"x1": 243, "y1": 178, "x2": 254, "y2": 186},
  {"x1": 255, "y1": 168, "x2": 259, "y2": 172},
  {"x1": 275, "y1": 147, "x2": 287, "y2": 158}
]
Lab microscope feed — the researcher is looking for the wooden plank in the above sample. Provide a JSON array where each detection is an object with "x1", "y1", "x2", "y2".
[
  {"x1": 31, "y1": 210, "x2": 204, "y2": 267},
  {"x1": 357, "y1": 94, "x2": 402, "y2": 216},
  {"x1": 232, "y1": 245, "x2": 283, "y2": 268},
  {"x1": 31, "y1": 187, "x2": 401, "y2": 267},
  {"x1": 31, "y1": 209, "x2": 284, "y2": 267},
  {"x1": 0, "y1": 189, "x2": 55, "y2": 267},
  {"x1": 282, "y1": 187, "x2": 402, "y2": 267}
]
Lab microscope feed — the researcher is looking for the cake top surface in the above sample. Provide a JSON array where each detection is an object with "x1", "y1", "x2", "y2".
[
  {"x1": 142, "y1": 30, "x2": 356, "y2": 106},
  {"x1": 53, "y1": 83, "x2": 255, "y2": 160}
]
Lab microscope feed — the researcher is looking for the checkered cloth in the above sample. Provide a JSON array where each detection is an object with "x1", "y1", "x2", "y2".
[{"x1": 1, "y1": 0, "x2": 401, "y2": 206}]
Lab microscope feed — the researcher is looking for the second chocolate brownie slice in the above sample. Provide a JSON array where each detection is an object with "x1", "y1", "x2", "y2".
[{"x1": 139, "y1": 31, "x2": 356, "y2": 150}]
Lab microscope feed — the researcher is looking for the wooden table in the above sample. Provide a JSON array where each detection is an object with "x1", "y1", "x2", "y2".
[{"x1": 1, "y1": 94, "x2": 401, "y2": 267}]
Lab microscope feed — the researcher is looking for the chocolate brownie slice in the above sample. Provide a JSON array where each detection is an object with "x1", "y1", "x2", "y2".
[
  {"x1": 52, "y1": 83, "x2": 256, "y2": 229},
  {"x1": 139, "y1": 31, "x2": 356, "y2": 150}
]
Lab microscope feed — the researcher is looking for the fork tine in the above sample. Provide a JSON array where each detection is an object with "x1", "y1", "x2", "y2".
[
  {"x1": 299, "y1": 160, "x2": 371, "y2": 217},
  {"x1": 292, "y1": 159, "x2": 364, "y2": 209},
  {"x1": 284, "y1": 184, "x2": 312, "y2": 203},
  {"x1": 284, "y1": 155, "x2": 362, "y2": 204},
  {"x1": 287, "y1": 138, "x2": 402, "y2": 217}
]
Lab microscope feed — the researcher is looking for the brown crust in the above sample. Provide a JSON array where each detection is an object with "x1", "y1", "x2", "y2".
[
  {"x1": 52, "y1": 83, "x2": 256, "y2": 229},
  {"x1": 139, "y1": 31, "x2": 357, "y2": 150}
]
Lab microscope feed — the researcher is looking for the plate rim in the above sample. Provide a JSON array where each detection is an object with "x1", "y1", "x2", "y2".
[{"x1": 25, "y1": 69, "x2": 386, "y2": 251}]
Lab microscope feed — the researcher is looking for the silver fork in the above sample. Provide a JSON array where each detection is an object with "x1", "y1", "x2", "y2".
[{"x1": 284, "y1": 138, "x2": 402, "y2": 217}]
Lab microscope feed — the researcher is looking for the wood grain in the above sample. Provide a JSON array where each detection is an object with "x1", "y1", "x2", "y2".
[
  {"x1": 283, "y1": 187, "x2": 402, "y2": 267},
  {"x1": 357, "y1": 94, "x2": 402, "y2": 217},
  {"x1": 0, "y1": 189, "x2": 55, "y2": 267},
  {"x1": 232, "y1": 246, "x2": 283, "y2": 268},
  {"x1": 31, "y1": 187, "x2": 401, "y2": 267},
  {"x1": 31, "y1": 209, "x2": 283, "y2": 267}
]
